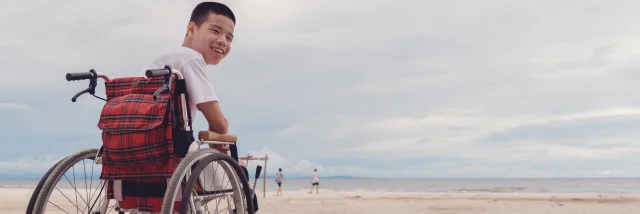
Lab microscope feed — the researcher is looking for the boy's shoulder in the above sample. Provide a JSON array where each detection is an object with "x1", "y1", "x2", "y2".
[
  {"x1": 154, "y1": 46, "x2": 204, "y2": 63},
  {"x1": 146, "y1": 46, "x2": 206, "y2": 73}
]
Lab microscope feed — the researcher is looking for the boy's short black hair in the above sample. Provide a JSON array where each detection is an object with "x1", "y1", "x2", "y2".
[{"x1": 190, "y1": 1, "x2": 236, "y2": 26}]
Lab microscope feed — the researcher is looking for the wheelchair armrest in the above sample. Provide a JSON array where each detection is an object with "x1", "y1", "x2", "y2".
[{"x1": 198, "y1": 130, "x2": 237, "y2": 143}]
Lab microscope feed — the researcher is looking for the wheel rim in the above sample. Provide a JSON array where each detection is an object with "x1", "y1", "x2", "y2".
[
  {"x1": 36, "y1": 149, "x2": 116, "y2": 213},
  {"x1": 180, "y1": 153, "x2": 249, "y2": 214},
  {"x1": 161, "y1": 148, "x2": 253, "y2": 214}
]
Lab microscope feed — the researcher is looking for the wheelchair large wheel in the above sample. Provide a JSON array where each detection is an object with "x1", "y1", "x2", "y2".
[
  {"x1": 32, "y1": 148, "x2": 115, "y2": 213},
  {"x1": 179, "y1": 153, "x2": 256, "y2": 214},
  {"x1": 26, "y1": 158, "x2": 65, "y2": 213},
  {"x1": 161, "y1": 148, "x2": 254, "y2": 214}
]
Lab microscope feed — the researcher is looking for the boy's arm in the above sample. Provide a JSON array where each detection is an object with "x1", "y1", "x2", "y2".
[
  {"x1": 198, "y1": 101, "x2": 228, "y2": 134},
  {"x1": 181, "y1": 58, "x2": 228, "y2": 134}
]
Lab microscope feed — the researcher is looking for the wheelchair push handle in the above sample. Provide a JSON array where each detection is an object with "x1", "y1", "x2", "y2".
[
  {"x1": 65, "y1": 69, "x2": 110, "y2": 82},
  {"x1": 66, "y1": 71, "x2": 95, "y2": 81},
  {"x1": 65, "y1": 69, "x2": 110, "y2": 102},
  {"x1": 145, "y1": 65, "x2": 173, "y2": 78}
]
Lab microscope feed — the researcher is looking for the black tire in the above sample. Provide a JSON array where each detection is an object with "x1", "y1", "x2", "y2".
[
  {"x1": 32, "y1": 148, "x2": 105, "y2": 213},
  {"x1": 179, "y1": 153, "x2": 254, "y2": 214},
  {"x1": 160, "y1": 148, "x2": 252, "y2": 214},
  {"x1": 26, "y1": 158, "x2": 65, "y2": 214}
]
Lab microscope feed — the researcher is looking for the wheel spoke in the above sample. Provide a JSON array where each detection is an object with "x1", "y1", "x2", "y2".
[
  {"x1": 53, "y1": 186, "x2": 83, "y2": 212},
  {"x1": 47, "y1": 201, "x2": 71, "y2": 214},
  {"x1": 212, "y1": 164, "x2": 223, "y2": 212},
  {"x1": 89, "y1": 160, "x2": 95, "y2": 204},
  {"x1": 72, "y1": 166, "x2": 78, "y2": 214},
  {"x1": 84, "y1": 159, "x2": 89, "y2": 208},
  {"x1": 33, "y1": 149, "x2": 108, "y2": 214},
  {"x1": 86, "y1": 181, "x2": 106, "y2": 213},
  {"x1": 63, "y1": 174, "x2": 90, "y2": 207}
]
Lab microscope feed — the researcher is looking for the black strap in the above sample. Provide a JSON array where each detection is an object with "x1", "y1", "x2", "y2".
[{"x1": 121, "y1": 180, "x2": 167, "y2": 197}]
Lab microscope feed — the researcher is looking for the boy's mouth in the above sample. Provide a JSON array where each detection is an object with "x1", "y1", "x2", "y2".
[{"x1": 213, "y1": 47, "x2": 225, "y2": 55}]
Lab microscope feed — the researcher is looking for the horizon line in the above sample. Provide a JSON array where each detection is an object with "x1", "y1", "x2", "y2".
[{"x1": 1, "y1": 174, "x2": 638, "y2": 180}]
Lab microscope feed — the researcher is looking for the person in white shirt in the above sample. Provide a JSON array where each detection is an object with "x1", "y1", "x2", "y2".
[
  {"x1": 145, "y1": 2, "x2": 232, "y2": 140},
  {"x1": 309, "y1": 169, "x2": 319, "y2": 194},
  {"x1": 275, "y1": 168, "x2": 285, "y2": 196},
  {"x1": 144, "y1": 2, "x2": 258, "y2": 212}
]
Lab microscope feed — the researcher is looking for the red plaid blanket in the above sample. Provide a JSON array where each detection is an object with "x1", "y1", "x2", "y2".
[{"x1": 98, "y1": 76, "x2": 181, "y2": 180}]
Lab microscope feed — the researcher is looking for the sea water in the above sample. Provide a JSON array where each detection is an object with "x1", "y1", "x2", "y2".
[
  {"x1": 3, "y1": 177, "x2": 639, "y2": 194},
  {"x1": 252, "y1": 178, "x2": 640, "y2": 194}
]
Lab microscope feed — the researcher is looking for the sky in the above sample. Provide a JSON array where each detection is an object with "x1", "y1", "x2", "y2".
[{"x1": 1, "y1": 0, "x2": 640, "y2": 179}]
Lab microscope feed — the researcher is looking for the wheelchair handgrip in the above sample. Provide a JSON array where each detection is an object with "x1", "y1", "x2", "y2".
[
  {"x1": 145, "y1": 65, "x2": 172, "y2": 78},
  {"x1": 66, "y1": 72, "x2": 94, "y2": 81}
]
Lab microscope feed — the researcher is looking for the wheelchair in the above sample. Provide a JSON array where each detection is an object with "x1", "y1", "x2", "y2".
[{"x1": 26, "y1": 66, "x2": 261, "y2": 214}]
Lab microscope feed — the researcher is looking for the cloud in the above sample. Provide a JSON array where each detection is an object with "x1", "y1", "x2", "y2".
[
  {"x1": 0, "y1": 103, "x2": 32, "y2": 110},
  {"x1": 2, "y1": 0, "x2": 640, "y2": 178},
  {"x1": 0, "y1": 155, "x2": 65, "y2": 175}
]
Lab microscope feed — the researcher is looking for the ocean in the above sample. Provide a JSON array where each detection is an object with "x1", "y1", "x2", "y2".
[{"x1": 2, "y1": 177, "x2": 639, "y2": 194}]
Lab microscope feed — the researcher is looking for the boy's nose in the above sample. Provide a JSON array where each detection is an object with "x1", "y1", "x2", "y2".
[{"x1": 216, "y1": 37, "x2": 227, "y2": 47}]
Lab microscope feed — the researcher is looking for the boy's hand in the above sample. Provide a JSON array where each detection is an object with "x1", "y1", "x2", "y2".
[{"x1": 211, "y1": 144, "x2": 230, "y2": 154}]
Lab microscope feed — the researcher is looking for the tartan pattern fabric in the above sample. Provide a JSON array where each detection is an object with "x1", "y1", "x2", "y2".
[
  {"x1": 98, "y1": 74, "x2": 193, "y2": 213},
  {"x1": 98, "y1": 94, "x2": 170, "y2": 135},
  {"x1": 98, "y1": 76, "x2": 188, "y2": 180},
  {"x1": 104, "y1": 77, "x2": 170, "y2": 99},
  {"x1": 102, "y1": 76, "x2": 192, "y2": 128}
]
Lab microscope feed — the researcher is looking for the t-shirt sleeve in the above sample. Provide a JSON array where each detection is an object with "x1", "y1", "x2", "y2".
[{"x1": 181, "y1": 58, "x2": 219, "y2": 109}]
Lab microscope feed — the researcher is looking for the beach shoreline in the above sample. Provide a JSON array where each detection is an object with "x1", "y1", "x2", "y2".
[{"x1": 4, "y1": 187, "x2": 640, "y2": 213}]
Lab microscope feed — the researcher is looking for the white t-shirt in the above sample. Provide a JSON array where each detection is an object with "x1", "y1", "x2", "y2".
[
  {"x1": 312, "y1": 171, "x2": 319, "y2": 183},
  {"x1": 145, "y1": 46, "x2": 219, "y2": 122}
]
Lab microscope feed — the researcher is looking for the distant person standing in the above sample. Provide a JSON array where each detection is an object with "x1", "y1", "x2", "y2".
[
  {"x1": 275, "y1": 168, "x2": 285, "y2": 196},
  {"x1": 309, "y1": 169, "x2": 319, "y2": 194}
]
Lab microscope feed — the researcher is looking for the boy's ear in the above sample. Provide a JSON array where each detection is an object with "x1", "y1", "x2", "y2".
[{"x1": 186, "y1": 22, "x2": 197, "y2": 38}]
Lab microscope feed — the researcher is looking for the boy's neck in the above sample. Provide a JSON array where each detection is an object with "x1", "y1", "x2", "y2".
[
  {"x1": 180, "y1": 44, "x2": 202, "y2": 55},
  {"x1": 181, "y1": 39, "x2": 196, "y2": 50},
  {"x1": 181, "y1": 44, "x2": 194, "y2": 50}
]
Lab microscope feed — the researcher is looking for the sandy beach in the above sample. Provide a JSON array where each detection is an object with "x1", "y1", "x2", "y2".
[
  {"x1": 4, "y1": 188, "x2": 640, "y2": 214},
  {"x1": 258, "y1": 190, "x2": 640, "y2": 214}
]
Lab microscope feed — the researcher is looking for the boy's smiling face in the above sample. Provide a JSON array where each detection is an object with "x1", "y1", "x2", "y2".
[{"x1": 186, "y1": 12, "x2": 235, "y2": 65}]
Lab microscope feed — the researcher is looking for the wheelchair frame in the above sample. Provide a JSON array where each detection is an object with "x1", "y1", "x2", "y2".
[{"x1": 27, "y1": 67, "x2": 259, "y2": 214}]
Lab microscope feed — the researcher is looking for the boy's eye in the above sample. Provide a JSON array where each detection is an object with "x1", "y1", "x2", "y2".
[{"x1": 210, "y1": 29, "x2": 219, "y2": 34}]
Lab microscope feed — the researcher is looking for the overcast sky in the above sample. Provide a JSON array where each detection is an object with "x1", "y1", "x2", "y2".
[{"x1": 1, "y1": 0, "x2": 640, "y2": 178}]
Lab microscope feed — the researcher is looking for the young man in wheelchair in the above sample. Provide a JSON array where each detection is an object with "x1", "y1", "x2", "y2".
[
  {"x1": 145, "y1": 1, "x2": 258, "y2": 212},
  {"x1": 146, "y1": 1, "x2": 232, "y2": 138}
]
